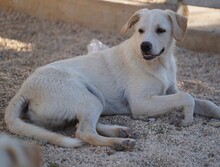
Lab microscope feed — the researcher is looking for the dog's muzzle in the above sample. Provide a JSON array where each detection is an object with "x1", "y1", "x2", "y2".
[{"x1": 142, "y1": 48, "x2": 165, "y2": 61}]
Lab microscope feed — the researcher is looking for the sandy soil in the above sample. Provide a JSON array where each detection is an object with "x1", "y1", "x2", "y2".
[{"x1": 0, "y1": 8, "x2": 220, "y2": 167}]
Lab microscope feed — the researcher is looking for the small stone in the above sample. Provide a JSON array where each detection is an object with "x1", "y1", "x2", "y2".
[{"x1": 40, "y1": 139, "x2": 48, "y2": 146}]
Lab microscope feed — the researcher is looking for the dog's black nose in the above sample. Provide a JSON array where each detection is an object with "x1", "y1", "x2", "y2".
[{"x1": 140, "y1": 41, "x2": 152, "y2": 53}]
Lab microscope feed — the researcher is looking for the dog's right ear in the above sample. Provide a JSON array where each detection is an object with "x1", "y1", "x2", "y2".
[
  {"x1": 121, "y1": 8, "x2": 149, "y2": 33},
  {"x1": 121, "y1": 13, "x2": 140, "y2": 33}
]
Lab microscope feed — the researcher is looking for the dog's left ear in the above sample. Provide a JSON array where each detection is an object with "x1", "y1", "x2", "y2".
[
  {"x1": 121, "y1": 13, "x2": 140, "y2": 33},
  {"x1": 166, "y1": 10, "x2": 188, "y2": 42}
]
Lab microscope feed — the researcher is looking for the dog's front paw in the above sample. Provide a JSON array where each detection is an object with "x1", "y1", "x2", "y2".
[
  {"x1": 113, "y1": 139, "x2": 136, "y2": 151},
  {"x1": 181, "y1": 118, "x2": 193, "y2": 127},
  {"x1": 118, "y1": 128, "x2": 137, "y2": 139}
]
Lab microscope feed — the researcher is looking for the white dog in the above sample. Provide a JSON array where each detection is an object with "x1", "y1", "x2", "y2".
[
  {"x1": 5, "y1": 8, "x2": 220, "y2": 151},
  {"x1": 0, "y1": 134, "x2": 41, "y2": 167}
]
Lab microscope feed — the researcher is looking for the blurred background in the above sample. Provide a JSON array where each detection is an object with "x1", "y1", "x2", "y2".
[{"x1": 0, "y1": 0, "x2": 220, "y2": 53}]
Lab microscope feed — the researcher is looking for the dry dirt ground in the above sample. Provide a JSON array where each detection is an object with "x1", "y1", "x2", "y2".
[{"x1": 0, "y1": 8, "x2": 220, "y2": 167}]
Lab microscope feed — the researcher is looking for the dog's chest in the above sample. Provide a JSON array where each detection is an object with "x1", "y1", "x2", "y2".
[
  {"x1": 158, "y1": 70, "x2": 173, "y2": 94},
  {"x1": 144, "y1": 67, "x2": 175, "y2": 96}
]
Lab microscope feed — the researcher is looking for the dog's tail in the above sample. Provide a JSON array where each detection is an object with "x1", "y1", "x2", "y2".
[
  {"x1": 194, "y1": 98, "x2": 220, "y2": 119},
  {"x1": 4, "y1": 93, "x2": 83, "y2": 147},
  {"x1": 177, "y1": 0, "x2": 189, "y2": 17}
]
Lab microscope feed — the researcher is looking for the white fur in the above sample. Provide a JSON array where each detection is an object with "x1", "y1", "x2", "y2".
[{"x1": 4, "y1": 8, "x2": 220, "y2": 150}]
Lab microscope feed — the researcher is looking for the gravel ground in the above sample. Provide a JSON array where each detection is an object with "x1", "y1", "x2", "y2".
[{"x1": 0, "y1": 8, "x2": 220, "y2": 167}]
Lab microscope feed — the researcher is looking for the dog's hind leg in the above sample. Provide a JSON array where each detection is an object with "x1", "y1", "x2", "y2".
[
  {"x1": 194, "y1": 98, "x2": 220, "y2": 118},
  {"x1": 96, "y1": 123, "x2": 137, "y2": 139},
  {"x1": 75, "y1": 96, "x2": 135, "y2": 151}
]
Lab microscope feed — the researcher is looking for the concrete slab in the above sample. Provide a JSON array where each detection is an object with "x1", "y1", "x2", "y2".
[
  {"x1": 0, "y1": 0, "x2": 174, "y2": 33},
  {"x1": 179, "y1": 6, "x2": 220, "y2": 53},
  {"x1": 0, "y1": 0, "x2": 219, "y2": 53}
]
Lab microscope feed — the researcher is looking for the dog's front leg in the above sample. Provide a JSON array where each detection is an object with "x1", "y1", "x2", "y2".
[{"x1": 129, "y1": 92, "x2": 195, "y2": 126}]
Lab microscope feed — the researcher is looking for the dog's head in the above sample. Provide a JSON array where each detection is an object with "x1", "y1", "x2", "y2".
[{"x1": 121, "y1": 9, "x2": 187, "y2": 61}]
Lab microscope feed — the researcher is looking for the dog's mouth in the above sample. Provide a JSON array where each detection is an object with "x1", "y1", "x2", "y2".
[{"x1": 142, "y1": 48, "x2": 165, "y2": 61}]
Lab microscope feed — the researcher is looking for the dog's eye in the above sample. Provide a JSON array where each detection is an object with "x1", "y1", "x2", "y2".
[
  {"x1": 156, "y1": 28, "x2": 166, "y2": 34},
  {"x1": 138, "y1": 29, "x2": 144, "y2": 34}
]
